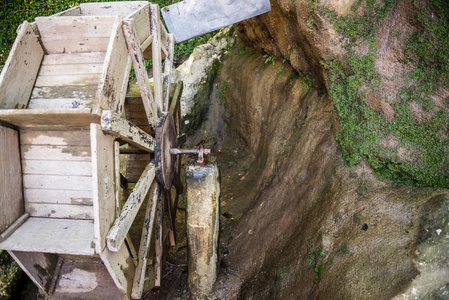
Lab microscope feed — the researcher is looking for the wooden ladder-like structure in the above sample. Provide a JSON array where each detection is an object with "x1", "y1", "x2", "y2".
[{"x1": 0, "y1": 2, "x2": 183, "y2": 299}]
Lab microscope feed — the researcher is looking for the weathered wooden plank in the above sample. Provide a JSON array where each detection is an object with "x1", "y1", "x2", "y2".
[
  {"x1": 23, "y1": 174, "x2": 93, "y2": 191},
  {"x1": 101, "y1": 110, "x2": 155, "y2": 152},
  {"x1": 169, "y1": 81, "x2": 184, "y2": 116},
  {"x1": 140, "y1": 35, "x2": 153, "y2": 52},
  {"x1": 96, "y1": 16, "x2": 130, "y2": 114},
  {"x1": 38, "y1": 63, "x2": 103, "y2": 76},
  {"x1": 80, "y1": 1, "x2": 148, "y2": 17},
  {"x1": 0, "y1": 218, "x2": 96, "y2": 255},
  {"x1": 27, "y1": 98, "x2": 96, "y2": 109},
  {"x1": 117, "y1": 55, "x2": 133, "y2": 114},
  {"x1": 31, "y1": 85, "x2": 98, "y2": 100},
  {"x1": 36, "y1": 16, "x2": 116, "y2": 38},
  {"x1": 154, "y1": 188, "x2": 163, "y2": 287},
  {"x1": 123, "y1": 19, "x2": 157, "y2": 126},
  {"x1": 21, "y1": 145, "x2": 91, "y2": 161},
  {"x1": 51, "y1": 6, "x2": 81, "y2": 17},
  {"x1": 41, "y1": 37, "x2": 110, "y2": 54},
  {"x1": 25, "y1": 203, "x2": 93, "y2": 219},
  {"x1": 106, "y1": 161, "x2": 156, "y2": 252},
  {"x1": 150, "y1": 4, "x2": 163, "y2": 115},
  {"x1": 0, "y1": 21, "x2": 44, "y2": 109},
  {"x1": 0, "y1": 214, "x2": 29, "y2": 243},
  {"x1": 90, "y1": 123, "x2": 116, "y2": 253},
  {"x1": 0, "y1": 126, "x2": 24, "y2": 234},
  {"x1": 9, "y1": 251, "x2": 59, "y2": 296},
  {"x1": 127, "y1": 2, "x2": 151, "y2": 45},
  {"x1": 42, "y1": 52, "x2": 106, "y2": 65},
  {"x1": 0, "y1": 108, "x2": 99, "y2": 127},
  {"x1": 24, "y1": 189, "x2": 93, "y2": 205},
  {"x1": 22, "y1": 160, "x2": 92, "y2": 176},
  {"x1": 100, "y1": 245, "x2": 135, "y2": 298},
  {"x1": 131, "y1": 182, "x2": 159, "y2": 299},
  {"x1": 52, "y1": 258, "x2": 128, "y2": 300},
  {"x1": 20, "y1": 128, "x2": 90, "y2": 145},
  {"x1": 35, "y1": 73, "x2": 101, "y2": 87},
  {"x1": 163, "y1": 33, "x2": 175, "y2": 111}
]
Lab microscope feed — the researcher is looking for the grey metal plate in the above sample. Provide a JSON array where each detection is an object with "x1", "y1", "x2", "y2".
[{"x1": 161, "y1": 0, "x2": 271, "y2": 43}]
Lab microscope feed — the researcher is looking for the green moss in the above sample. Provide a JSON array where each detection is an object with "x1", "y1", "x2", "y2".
[{"x1": 323, "y1": 0, "x2": 449, "y2": 188}]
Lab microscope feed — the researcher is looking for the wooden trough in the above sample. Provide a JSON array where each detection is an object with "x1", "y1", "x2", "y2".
[{"x1": 0, "y1": 2, "x2": 182, "y2": 299}]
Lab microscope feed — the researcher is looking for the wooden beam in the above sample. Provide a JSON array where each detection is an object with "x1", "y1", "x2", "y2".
[
  {"x1": 0, "y1": 213, "x2": 29, "y2": 242},
  {"x1": 106, "y1": 161, "x2": 156, "y2": 252},
  {"x1": 123, "y1": 19, "x2": 157, "y2": 127},
  {"x1": 131, "y1": 181, "x2": 159, "y2": 299},
  {"x1": 163, "y1": 33, "x2": 175, "y2": 111},
  {"x1": 169, "y1": 81, "x2": 183, "y2": 116},
  {"x1": 101, "y1": 110, "x2": 155, "y2": 152},
  {"x1": 0, "y1": 21, "x2": 44, "y2": 109},
  {"x1": 154, "y1": 188, "x2": 163, "y2": 287},
  {"x1": 150, "y1": 4, "x2": 163, "y2": 115}
]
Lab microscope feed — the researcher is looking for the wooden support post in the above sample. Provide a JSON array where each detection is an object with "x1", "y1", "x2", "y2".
[
  {"x1": 101, "y1": 110, "x2": 155, "y2": 152},
  {"x1": 169, "y1": 81, "x2": 183, "y2": 116},
  {"x1": 106, "y1": 162, "x2": 156, "y2": 252},
  {"x1": 122, "y1": 19, "x2": 158, "y2": 127},
  {"x1": 150, "y1": 4, "x2": 163, "y2": 115},
  {"x1": 131, "y1": 182, "x2": 159, "y2": 299},
  {"x1": 163, "y1": 33, "x2": 175, "y2": 111},
  {"x1": 154, "y1": 188, "x2": 163, "y2": 287}
]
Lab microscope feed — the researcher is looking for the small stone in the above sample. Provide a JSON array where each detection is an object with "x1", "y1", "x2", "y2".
[
  {"x1": 361, "y1": 223, "x2": 368, "y2": 231},
  {"x1": 436, "y1": 229, "x2": 442, "y2": 235}
]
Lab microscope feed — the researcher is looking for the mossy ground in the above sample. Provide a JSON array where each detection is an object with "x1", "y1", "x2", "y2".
[{"x1": 319, "y1": 0, "x2": 449, "y2": 187}]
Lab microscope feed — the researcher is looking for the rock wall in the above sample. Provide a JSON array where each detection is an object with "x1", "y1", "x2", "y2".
[
  {"x1": 234, "y1": 0, "x2": 449, "y2": 188},
  {"x1": 211, "y1": 33, "x2": 449, "y2": 299}
]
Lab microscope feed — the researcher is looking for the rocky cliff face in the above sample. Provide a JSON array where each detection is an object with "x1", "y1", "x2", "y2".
[
  {"x1": 235, "y1": 0, "x2": 449, "y2": 188},
  {"x1": 201, "y1": 0, "x2": 449, "y2": 298}
]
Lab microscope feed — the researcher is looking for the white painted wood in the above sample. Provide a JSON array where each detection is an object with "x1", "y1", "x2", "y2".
[
  {"x1": 117, "y1": 55, "x2": 133, "y2": 114},
  {"x1": 24, "y1": 189, "x2": 93, "y2": 205},
  {"x1": 0, "y1": 213, "x2": 29, "y2": 242},
  {"x1": 150, "y1": 4, "x2": 163, "y2": 115},
  {"x1": 106, "y1": 161, "x2": 156, "y2": 252},
  {"x1": 80, "y1": 1, "x2": 148, "y2": 17},
  {"x1": 140, "y1": 35, "x2": 153, "y2": 52},
  {"x1": 27, "y1": 98, "x2": 96, "y2": 109},
  {"x1": 38, "y1": 63, "x2": 103, "y2": 76},
  {"x1": 122, "y1": 19, "x2": 157, "y2": 126},
  {"x1": 36, "y1": 16, "x2": 117, "y2": 38},
  {"x1": 0, "y1": 108, "x2": 98, "y2": 128},
  {"x1": 31, "y1": 85, "x2": 98, "y2": 100},
  {"x1": 131, "y1": 182, "x2": 159, "y2": 299},
  {"x1": 51, "y1": 6, "x2": 81, "y2": 17},
  {"x1": 9, "y1": 251, "x2": 59, "y2": 296},
  {"x1": 96, "y1": 16, "x2": 130, "y2": 114},
  {"x1": 163, "y1": 33, "x2": 175, "y2": 111},
  {"x1": 0, "y1": 126, "x2": 24, "y2": 234},
  {"x1": 22, "y1": 160, "x2": 92, "y2": 176},
  {"x1": 101, "y1": 110, "x2": 155, "y2": 152},
  {"x1": 0, "y1": 218, "x2": 96, "y2": 255},
  {"x1": 41, "y1": 37, "x2": 111, "y2": 54},
  {"x1": 91, "y1": 124, "x2": 116, "y2": 253},
  {"x1": 21, "y1": 145, "x2": 91, "y2": 161},
  {"x1": 114, "y1": 141, "x2": 121, "y2": 215},
  {"x1": 42, "y1": 52, "x2": 106, "y2": 65},
  {"x1": 0, "y1": 21, "x2": 44, "y2": 109},
  {"x1": 35, "y1": 73, "x2": 101, "y2": 87},
  {"x1": 25, "y1": 203, "x2": 93, "y2": 219},
  {"x1": 23, "y1": 174, "x2": 93, "y2": 191},
  {"x1": 20, "y1": 128, "x2": 90, "y2": 145},
  {"x1": 100, "y1": 245, "x2": 135, "y2": 298},
  {"x1": 127, "y1": 2, "x2": 151, "y2": 45}
]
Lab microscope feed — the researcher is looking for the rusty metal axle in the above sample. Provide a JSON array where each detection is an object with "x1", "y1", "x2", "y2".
[{"x1": 170, "y1": 146, "x2": 211, "y2": 163}]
